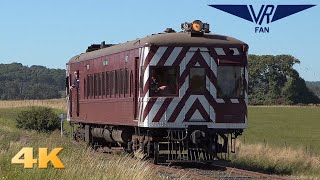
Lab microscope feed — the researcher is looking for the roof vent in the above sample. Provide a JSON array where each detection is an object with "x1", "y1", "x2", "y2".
[
  {"x1": 164, "y1": 28, "x2": 176, "y2": 33},
  {"x1": 86, "y1": 41, "x2": 115, "y2": 52}
]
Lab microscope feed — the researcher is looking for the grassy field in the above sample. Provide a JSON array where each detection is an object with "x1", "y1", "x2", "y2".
[
  {"x1": 0, "y1": 100, "x2": 319, "y2": 178},
  {"x1": 241, "y1": 106, "x2": 320, "y2": 155}
]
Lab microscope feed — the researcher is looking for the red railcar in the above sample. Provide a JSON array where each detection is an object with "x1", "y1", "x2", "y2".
[{"x1": 67, "y1": 20, "x2": 248, "y2": 163}]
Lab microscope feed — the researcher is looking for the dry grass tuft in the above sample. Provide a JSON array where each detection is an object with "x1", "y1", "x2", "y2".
[
  {"x1": 232, "y1": 141, "x2": 320, "y2": 177},
  {"x1": 0, "y1": 99, "x2": 66, "y2": 111}
]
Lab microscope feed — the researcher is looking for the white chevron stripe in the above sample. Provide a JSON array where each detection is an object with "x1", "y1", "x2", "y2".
[
  {"x1": 230, "y1": 99, "x2": 239, "y2": 103},
  {"x1": 230, "y1": 48, "x2": 240, "y2": 55},
  {"x1": 180, "y1": 51, "x2": 195, "y2": 75},
  {"x1": 149, "y1": 47, "x2": 167, "y2": 66},
  {"x1": 210, "y1": 57, "x2": 217, "y2": 77},
  {"x1": 190, "y1": 110, "x2": 204, "y2": 121},
  {"x1": 142, "y1": 47, "x2": 149, "y2": 67},
  {"x1": 214, "y1": 48, "x2": 226, "y2": 55},
  {"x1": 188, "y1": 47, "x2": 208, "y2": 52},
  {"x1": 216, "y1": 99, "x2": 225, "y2": 103},
  {"x1": 143, "y1": 66, "x2": 149, "y2": 92},
  {"x1": 164, "y1": 47, "x2": 183, "y2": 65},
  {"x1": 159, "y1": 98, "x2": 180, "y2": 123},
  {"x1": 147, "y1": 98, "x2": 166, "y2": 124},
  {"x1": 180, "y1": 76, "x2": 188, "y2": 97},
  {"x1": 206, "y1": 76, "x2": 217, "y2": 98}
]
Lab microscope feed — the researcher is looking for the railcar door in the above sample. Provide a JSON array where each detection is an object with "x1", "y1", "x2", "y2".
[
  {"x1": 185, "y1": 49, "x2": 213, "y2": 123},
  {"x1": 71, "y1": 70, "x2": 80, "y2": 117},
  {"x1": 134, "y1": 57, "x2": 139, "y2": 119}
]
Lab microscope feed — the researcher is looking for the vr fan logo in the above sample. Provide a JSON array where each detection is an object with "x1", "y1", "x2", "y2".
[{"x1": 208, "y1": 5, "x2": 316, "y2": 33}]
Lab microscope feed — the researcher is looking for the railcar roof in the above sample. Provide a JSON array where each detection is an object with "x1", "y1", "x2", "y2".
[{"x1": 69, "y1": 32, "x2": 247, "y2": 63}]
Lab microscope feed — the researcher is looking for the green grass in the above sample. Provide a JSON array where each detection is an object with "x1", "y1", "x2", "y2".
[{"x1": 241, "y1": 106, "x2": 320, "y2": 155}]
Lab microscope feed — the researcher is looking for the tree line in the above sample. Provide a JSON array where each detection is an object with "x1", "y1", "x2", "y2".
[
  {"x1": 0, "y1": 55, "x2": 319, "y2": 104},
  {"x1": 248, "y1": 54, "x2": 320, "y2": 105},
  {"x1": 0, "y1": 63, "x2": 65, "y2": 100}
]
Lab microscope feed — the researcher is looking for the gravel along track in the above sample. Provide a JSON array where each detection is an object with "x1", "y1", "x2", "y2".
[{"x1": 152, "y1": 163, "x2": 291, "y2": 180}]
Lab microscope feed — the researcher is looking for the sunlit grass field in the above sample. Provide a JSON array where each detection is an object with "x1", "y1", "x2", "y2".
[{"x1": 241, "y1": 106, "x2": 320, "y2": 155}]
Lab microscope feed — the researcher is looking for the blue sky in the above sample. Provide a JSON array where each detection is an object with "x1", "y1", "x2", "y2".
[{"x1": 0, "y1": 0, "x2": 319, "y2": 81}]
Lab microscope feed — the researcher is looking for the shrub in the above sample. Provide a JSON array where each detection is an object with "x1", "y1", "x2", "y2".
[{"x1": 16, "y1": 106, "x2": 60, "y2": 132}]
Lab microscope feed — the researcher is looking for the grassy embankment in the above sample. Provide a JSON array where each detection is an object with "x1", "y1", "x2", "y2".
[{"x1": 0, "y1": 100, "x2": 170, "y2": 180}]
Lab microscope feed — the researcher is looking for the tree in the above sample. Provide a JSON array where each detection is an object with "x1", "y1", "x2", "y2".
[{"x1": 248, "y1": 55, "x2": 320, "y2": 105}]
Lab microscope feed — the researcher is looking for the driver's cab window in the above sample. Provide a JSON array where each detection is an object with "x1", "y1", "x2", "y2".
[
  {"x1": 217, "y1": 66, "x2": 244, "y2": 98},
  {"x1": 149, "y1": 66, "x2": 178, "y2": 97}
]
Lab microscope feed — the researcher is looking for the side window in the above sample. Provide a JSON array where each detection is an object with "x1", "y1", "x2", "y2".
[
  {"x1": 125, "y1": 69, "x2": 129, "y2": 95},
  {"x1": 102, "y1": 72, "x2": 105, "y2": 97},
  {"x1": 120, "y1": 69, "x2": 123, "y2": 96},
  {"x1": 149, "y1": 66, "x2": 178, "y2": 97},
  {"x1": 86, "y1": 75, "x2": 90, "y2": 98},
  {"x1": 190, "y1": 68, "x2": 206, "y2": 94},
  {"x1": 115, "y1": 70, "x2": 118, "y2": 97},
  {"x1": 94, "y1": 74, "x2": 97, "y2": 98},
  {"x1": 111, "y1": 71, "x2": 114, "y2": 96},
  {"x1": 106, "y1": 72, "x2": 109, "y2": 97},
  {"x1": 98, "y1": 73, "x2": 101, "y2": 97},
  {"x1": 84, "y1": 77, "x2": 86, "y2": 99},
  {"x1": 130, "y1": 71, "x2": 133, "y2": 97}
]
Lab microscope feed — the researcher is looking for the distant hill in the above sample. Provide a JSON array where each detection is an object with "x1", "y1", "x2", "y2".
[
  {"x1": 0, "y1": 63, "x2": 65, "y2": 100},
  {"x1": 306, "y1": 81, "x2": 320, "y2": 98}
]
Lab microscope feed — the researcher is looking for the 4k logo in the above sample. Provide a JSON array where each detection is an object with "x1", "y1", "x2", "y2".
[
  {"x1": 11, "y1": 147, "x2": 64, "y2": 169},
  {"x1": 209, "y1": 5, "x2": 316, "y2": 33}
]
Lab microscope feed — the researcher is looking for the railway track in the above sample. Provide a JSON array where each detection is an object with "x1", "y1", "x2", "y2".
[{"x1": 151, "y1": 162, "x2": 291, "y2": 180}]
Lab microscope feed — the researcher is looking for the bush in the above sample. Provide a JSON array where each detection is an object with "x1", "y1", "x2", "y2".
[{"x1": 16, "y1": 106, "x2": 60, "y2": 132}]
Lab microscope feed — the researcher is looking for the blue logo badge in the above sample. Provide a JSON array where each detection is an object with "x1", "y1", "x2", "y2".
[{"x1": 208, "y1": 5, "x2": 316, "y2": 33}]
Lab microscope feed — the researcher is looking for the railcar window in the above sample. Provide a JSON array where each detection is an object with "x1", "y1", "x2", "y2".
[
  {"x1": 84, "y1": 78, "x2": 86, "y2": 99},
  {"x1": 125, "y1": 69, "x2": 129, "y2": 95},
  {"x1": 90, "y1": 75, "x2": 93, "y2": 98},
  {"x1": 94, "y1": 74, "x2": 97, "y2": 98},
  {"x1": 115, "y1": 70, "x2": 118, "y2": 97},
  {"x1": 111, "y1": 71, "x2": 114, "y2": 96},
  {"x1": 106, "y1": 72, "x2": 110, "y2": 97},
  {"x1": 149, "y1": 66, "x2": 178, "y2": 97},
  {"x1": 102, "y1": 72, "x2": 105, "y2": 97},
  {"x1": 86, "y1": 75, "x2": 89, "y2": 98},
  {"x1": 130, "y1": 71, "x2": 133, "y2": 97},
  {"x1": 217, "y1": 66, "x2": 244, "y2": 98},
  {"x1": 120, "y1": 69, "x2": 123, "y2": 96},
  {"x1": 190, "y1": 68, "x2": 205, "y2": 94},
  {"x1": 98, "y1": 73, "x2": 101, "y2": 97}
]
